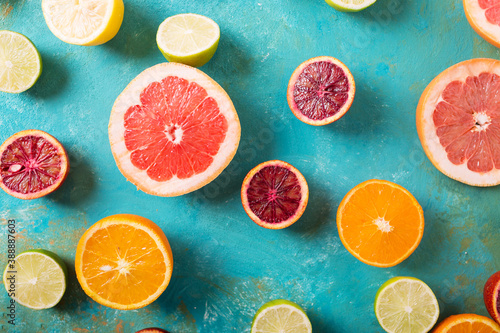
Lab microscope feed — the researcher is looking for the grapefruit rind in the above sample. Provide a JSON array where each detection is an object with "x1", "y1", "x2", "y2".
[
  {"x1": 109, "y1": 62, "x2": 241, "y2": 197},
  {"x1": 433, "y1": 313, "x2": 500, "y2": 332},
  {"x1": 463, "y1": 0, "x2": 500, "y2": 49},
  {"x1": 417, "y1": 58, "x2": 500, "y2": 187}
]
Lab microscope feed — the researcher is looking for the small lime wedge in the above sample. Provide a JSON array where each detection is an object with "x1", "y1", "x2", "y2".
[
  {"x1": 251, "y1": 299, "x2": 312, "y2": 333},
  {"x1": 156, "y1": 13, "x2": 220, "y2": 67},
  {"x1": 3, "y1": 249, "x2": 68, "y2": 309},
  {"x1": 375, "y1": 277, "x2": 440, "y2": 333},
  {"x1": 325, "y1": 0, "x2": 377, "y2": 12},
  {"x1": 0, "y1": 30, "x2": 42, "y2": 93}
]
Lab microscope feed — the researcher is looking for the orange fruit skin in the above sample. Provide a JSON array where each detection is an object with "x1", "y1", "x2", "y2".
[
  {"x1": 0, "y1": 129, "x2": 69, "y2": 199},
  {"x1": 287, "y1": 56, "x2": 355, "y2": 126},
  {"x1": 75, "y1": 214, "x2": 173, "y2": 310},
  {"x1": 433, "y1": 314, "x2": 500, "y2": 332},
  {"x1": 484, "y1": 271, "x2": 500, "y2": 325},
  {"x1": 241, "y1": 160, "x2": 309, "y2": 230},
  {"x1": 337, "y1": 179, "x2": 424, "y2": 268},
  {"x1": 463, "y1": 0, "x2": 500, "y2": 49}
]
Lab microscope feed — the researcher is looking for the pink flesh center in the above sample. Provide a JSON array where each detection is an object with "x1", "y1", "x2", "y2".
[
  {"x1": 246, "y1": 165, "x2": 302, "y2": 224},
  {"x1": 124, "y1": 76, "x2": 228, "y2": 182},
  {"x1": 432, "y1": 72, "x2": 500, "y2": 173},
  {"x1": 479, "y1": 0, "x2": 500, "y2": 25},
  {"x1": 0, "y1": 136, "x2": 62, "y2": 194},
  {"x1": 293, "y1": 61, "x2": 350, "y2": 121}
]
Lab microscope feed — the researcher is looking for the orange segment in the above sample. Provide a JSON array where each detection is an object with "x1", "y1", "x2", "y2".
[
  {"x1": 433, "y1": 314, "x2": 500, "y2": 332},
  {"x1": 75, "y1": 214, "x2": 173, "y2": 310},
  {"x1": 337, "y1": 179, "x2": 424, "y2": 267}
]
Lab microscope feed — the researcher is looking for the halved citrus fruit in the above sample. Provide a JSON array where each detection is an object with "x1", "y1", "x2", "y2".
[
  {"x1": 241, "y1": 160, "x2": 309, "y2": 230},
  {"x1": 0, "y1": 130, "x2": 69, "y2": 199},
  {"x1": 287, "y1": 56, "x2": 355, "y2": 126},
  {"x1": 109, "y1": 62, "x2": 241, "y2": 197},
  {"x1": 433, "y1": 314, "x2": 500, "y2": 332},
  {"x1": 75, "y1": 214, "x2": 173, "y2": 310},
  {"x1": 135, "y1": 329, "x2": 170, "y2": 333},
  {"x1": 251, "y1": 299, "x2": 312, "y2": 333},
  {"x1": 337, "y1": 179, "x2": 424, "y2": 267},
  {"x1": 417, "y1": 58, "x2": 500, "y2": 187},
  {"x1": 464, "y1": 0, "x2": 500, "y2": 48},
  {"x1": 484, "y1": 271, "x2": 500, "y2": 325},
  {"x1": 325, "y1": 0, "x2": 378, "y2": 12}
]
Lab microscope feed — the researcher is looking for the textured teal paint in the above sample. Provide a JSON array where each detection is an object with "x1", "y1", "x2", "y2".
[{"x1": 0, "y1": 0, "x2": 500, "y2": 332}]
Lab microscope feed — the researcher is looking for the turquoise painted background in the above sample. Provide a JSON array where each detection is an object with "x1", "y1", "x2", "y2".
[{"x1": 1, "y1": 0, "x2": 500, "y2": 332}]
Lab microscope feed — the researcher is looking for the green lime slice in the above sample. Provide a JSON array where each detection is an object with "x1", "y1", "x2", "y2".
[
  {"x1": 3, "y1": 249, "x2": 68, "y2": 310},
  {"x1": 156, "y1": 13, "x2": 220, "y2": 67},
  {"x1": 375, "y1": 277, "x2": 440, "y2": 333},
  {"x1": 251, "y1": 299, "x2": 312, "y2": 333},
  {"x1": 325, "y1": 0, "x2": 378, "y2": 12},
  {"x1": 0, "y1": 30, "x2": 42, "y2": 93}
]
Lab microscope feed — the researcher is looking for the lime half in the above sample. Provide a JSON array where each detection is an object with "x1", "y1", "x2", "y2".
[
  {"x1": 3, "y1": 249, "x2": 68, "y2": 309},
  {"x1": 251, "y1": 299, "x2": 312, "y2": 333},
  {"x1": 156, "y1": 13, "x2": 220, "y2": 67},
  {"x1": 325, "y1": 0, "x2": 377, "y2": 12},
  {"x1": 375, "y1": 277, "x2": 440, "y2": 333},
  {"x1": 0, "y1": 30, "x2": 42, "y2": 93}
]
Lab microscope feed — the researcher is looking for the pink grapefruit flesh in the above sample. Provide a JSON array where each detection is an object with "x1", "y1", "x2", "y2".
[
  {"x1": 484, "y1": 271, "x2": 500, "y2": 325},
  {"x1": 241, "y1": 160, "x2": 309, "y2": 229},
  {"x1": 464, "y1": 0, "x2": 500, "y2": 48},
  {"x1": 0, "y1": 130, "x2": 69, "y2": 199},
  {"x1": 287, "y1": 56, "x2": 355, "y2": 126}
]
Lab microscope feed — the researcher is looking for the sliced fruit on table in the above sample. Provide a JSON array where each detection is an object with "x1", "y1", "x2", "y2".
[
  {"x1": 433, "y1": 314, "x2": 500, "y2": 332},
  {"x1": 251, "y1": 299, "x2": 312, "y2": 333},
  {"x1": 0, "y1": 30, "x2": 42, "y2": 93},
  {"x1": 241, "y1": 160, "x2": 309, "y2": 229},
  {"x1": 375, "y1": 277, "x2": 439, "y2": 333},
  {"x1": 464, "y1": 0, "x2": 500, "y2": 48},
  {"x1": 41, "y1": 0, "x2": 124, "y2": 46},
  {"x1": 337, "y1": 179, "x2": 424, "y2": 267},
  {"x1": 109, "y1": 62, "x2": 240, "y2": 197},
  {"x1": 135, "y1": 329, "x2": 170, "y2": 333},
  {"x1": 287, "y1": 56, "x2": 355, "y2": 126},
  {"x1": 484, "y1": 271, "x2": 500, "y2": 325},
  {"x1": 3, "y1": 249, "x2": 68, "y2": 310},
  {"x1": 417, "y1": 58, "x2": 500, "y2": 187},
  {"x1": 75, "y1": 214, "x2": 173, "y2": 310},
  {"x1": 0, "y1": 130, "x2": 69, "y2": 199},
  {"x1": 325, "y1": 0, "x2": 378, "y2": 11},
  {"x1": 157, "y1": 13, "x2": 220, "y2": 67}
]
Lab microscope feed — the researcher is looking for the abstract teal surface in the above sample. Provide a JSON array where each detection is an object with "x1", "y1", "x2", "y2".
[{"x1": 1, "y1": 0, "x2": 500, "y2": 332}]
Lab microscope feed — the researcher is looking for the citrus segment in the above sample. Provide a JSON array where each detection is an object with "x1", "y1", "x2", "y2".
[
  {"x1": 75, "y1": 214, "x2": 173, "y2": 310},
  {"x1": 109, "y1": 63, "x2": 240, "y2": 197},
  {"x1": 433, "y1": 314, "x2": 500, "y2": 332},
  {"x1": 464, "y1": 0, "x2": 500, "y2": 48},
  {"x1": 324, "y1": 0, "x2": 378, "y2": 12},
  {"x1": 484, "y1": 271, "x2": 500, "y2": 324},
  {"x1": 251, "y1": 299, "x2": 312, "y2": 333},
  {"x1": 337, "y1": 179, "x2": 424, "y2": 267}
]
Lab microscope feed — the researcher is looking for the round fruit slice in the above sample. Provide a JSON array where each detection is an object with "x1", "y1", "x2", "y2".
[
  {"x1": 241, "y1": 160, "x2": 309, "y2": 229},
  {"x1": 417, "y1": 58, "x2": 500, "y2": 187},
  {"x1": 0, "y1": 30, "x2": 42, "y2": 93},
  {"x1": 109, "y1": 62, "x2": 240, "y2": 197},
  {"x1": 433, "y1": 314, "x2": 500, "y2": 332},
  {"x1": 41, "y1": 0, "x2": 124, "y2": 46},
  {"x1": 157, "y1": 14, "x2": 220, "y2": 67},
  {"x1": 136, "y1": 329, "x2": 170, "y2": 333},
  {"x1": 251, "y1": 299, "x2": 312, "y2": 333},
  {"x1": 287, "y1": 56, "x2": 355, "y2": 126},
  {"x1": 337, "y1": 179, "x2": 424, "y2": 267},
  {"x1": 464, "y1": 0, "x2": 500, "y2": 48},
  {"x1": 484, "y1": 271, "x2": 500, "y2": 325},
  {"x1": 325, "y1": 0, "x2": 377, "y2": 12},
  {"x1": 75, "y1": 214, "x2": 173, "y2": 310},
  {"x1": 3, "y1": 249, "x2": 68, "y2": 310},
  {"x1": 375, "y1": 277, "x2": 439, "y2": 333},
  {"x1": 0, "y1": 130, "x2": 69, "y2": 199}
]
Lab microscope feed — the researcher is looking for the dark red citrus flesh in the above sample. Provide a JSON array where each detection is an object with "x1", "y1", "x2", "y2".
[
  {"x1": 124, "y1": 76, "x2": 228, "y2": 182},
  {"x1": 479, "y1": 0, "x2": 500, "y2": 25},
  {"x1": 292, "y1": 61, "x2": 350, "y2": 121},
  {"x1": 246, "y1": 165, "x2": 303, "y2": 224},
  {"x1": 135, "y1": 329, "x2": 169, "y2": 333},
  {"x1": 484, "y1": 271, "x2": 500, "y2": 323},
  {"x1": 1, "y1": 135, "x2": 63, "y2": 195},
  {"x1": 432, "y1": 72, "x2": 500, "y2": 173}
]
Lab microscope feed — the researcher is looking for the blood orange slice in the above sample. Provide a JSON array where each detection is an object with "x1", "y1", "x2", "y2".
[
  {"x1": 109, "y1": 63, "x2": 241, "y2": 197},
  {"x1": 417, "y1": 58, "x2": 500, "y2": 187},
  {"x1": 464, "y1": 0, "x2": 500, "y2": 48},
  {"x1": 484, "y1": 271, "x2": 500, "y2": 325},
  {"x1": 287, "y1": 56, "x2": 355, "y2": 126},
  {"x1": 0, "y1": 130, "x2": 69, "y2": 199},
  {"x1": 241, "y1": 160, "x2": 309, "y2": 229}
]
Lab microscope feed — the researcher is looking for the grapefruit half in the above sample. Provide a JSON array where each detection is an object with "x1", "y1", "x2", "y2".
[
  {"x1": 109, "y1": 63, "x2": 240, "y2": 197},
  {"x1": 464, "y1": 0, "x2": 500, "y2": 48},
  {"x1": 417, "y1": 58, "x2": 500, "y2": 186}
]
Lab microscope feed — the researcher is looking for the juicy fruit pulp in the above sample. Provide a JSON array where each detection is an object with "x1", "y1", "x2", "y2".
[
  {"x1": 433, "y1": 314, "x2": 500, "y2": 332},
  {"x1": 325, "y1": 0, "x2": 378, "y2": 11},
  {"x1": 484, "y1": 271, "x2": 500, "y2": 324},
  {"x1": 479, "y1": 0, "x2": 500, "y2": 26},
  {"x1": 135, "y1": 329, "x2": 170, "y2": 333},
  {"x1": 251, "y1": 299, "x2": 312, "y2": 333}
]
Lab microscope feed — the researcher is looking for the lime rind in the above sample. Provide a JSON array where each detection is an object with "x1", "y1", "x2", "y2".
[
  {"x1": 251, "y1": 299, "x2": 312, "y2": 333},
  {"x1": 324, "y1": 0, "x2": 378, "y2": 12}
]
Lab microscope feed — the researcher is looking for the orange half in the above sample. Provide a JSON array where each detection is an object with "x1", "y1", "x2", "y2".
[{"x1": 433, "y1": 314, "x2": 500, "y2": 332}]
